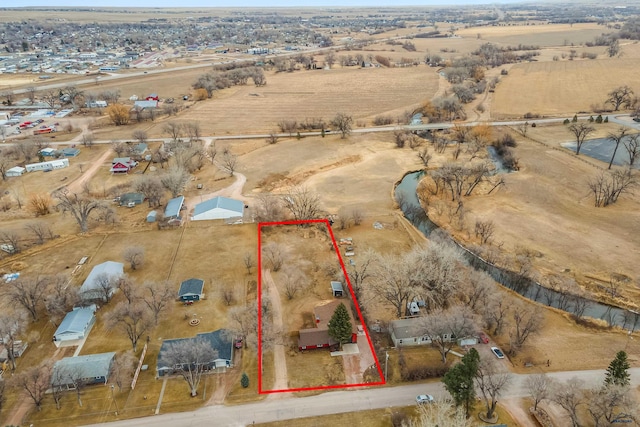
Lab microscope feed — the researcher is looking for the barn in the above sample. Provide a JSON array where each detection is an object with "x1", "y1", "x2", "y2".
[{"x1": 191, "y1": 196, "x2": 244, "y2": 221}]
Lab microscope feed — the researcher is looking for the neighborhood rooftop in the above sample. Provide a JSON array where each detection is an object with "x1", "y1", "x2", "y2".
[
  {"x1": 52, "y1": 352, "x2": 116, "y2": 386},
  {"x1": 165, "y1": 196, "x2": 184, "y2": 219}
]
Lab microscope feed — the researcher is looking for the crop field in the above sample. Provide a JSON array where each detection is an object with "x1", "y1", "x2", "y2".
[
  {"x1": 492, "y1": 58, "x2": 640, "y2": 118},
  {"x1": 457, "y1": 23, "x2": 606, "y2": 47}
]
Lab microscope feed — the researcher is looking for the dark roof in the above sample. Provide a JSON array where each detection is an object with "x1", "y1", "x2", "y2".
[
  {"x1": 390, "y1": 318, "x2": 422, "y2": 340},
  {"x1": 157, "y1": 329, "x2": 233, "y2": 371},
  {"x1": 298, "y1": 300, "x2": 357, "y2": 347},
  {"x1": 119, "y1": 193, "x2": 144, "y2": 204},
  {"x1": 298, "y1": 329, "x2": 331, "y2": 348},
  {"x1": 178, "y1": 278, "x2": 204, "y2": 297}
]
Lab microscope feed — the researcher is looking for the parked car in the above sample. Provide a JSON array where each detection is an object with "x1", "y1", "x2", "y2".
[
  {"x1": 234, "y1": 337, "x2": 243, "y2": 349},
  {"x1": 491, "y1": 346, "x2": 505, "y2": 359},
  {"x1": 478, "y1": 332, "x2": 489, "y2": 344},
  {"x1": 416, "y1": 394, "x2": 434, "y2": 404}
]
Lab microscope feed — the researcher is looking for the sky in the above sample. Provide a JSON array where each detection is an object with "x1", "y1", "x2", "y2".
[{"x1": 8, "y1": 0, "x2": 521, "y2": 8}]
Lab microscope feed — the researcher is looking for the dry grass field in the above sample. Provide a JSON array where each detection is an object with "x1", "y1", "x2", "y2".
[
  {"x1": 457, "y1": 23, "x2": 607, "y2": 47},
  {"x1": 492, "y1": 58, "x2": 640, "y2": 118}
]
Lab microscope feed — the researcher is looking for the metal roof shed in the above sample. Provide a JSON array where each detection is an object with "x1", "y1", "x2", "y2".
[
  {"x1": 331, "y1": 281, "x2": 344, "y2": 297},
  {"x1": 191, "y1": 196, "x2": 244, "y2": 221},
  {"x1": 165, "y1": 196, "x2": 184, "y2": 219}
]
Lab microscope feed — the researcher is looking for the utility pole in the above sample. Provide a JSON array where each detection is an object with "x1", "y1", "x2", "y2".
[{"x1": 385, "y1": 351, "x2": 389, "y2": 381}]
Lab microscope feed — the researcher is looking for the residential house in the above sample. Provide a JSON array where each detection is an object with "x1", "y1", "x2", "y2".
[
  {"x1": 79, "y1": 261, "x2": 123, "y2": 301},
  {"x1": 190, "y1": 196, "x2": 244, "y2": 221},
  {"x1": 53, "y1": 305, "x2": 96, "y2": 347},
  {"x1": 39, "y1": 147, "x2": 57, "y2": 157},
  {"x1": 178, "y1": 278, "x2": 205, "y2": 302},
  {"x1": 156, "y1": 329, "x2": 233, "y2": 377},
  {"x1": 25, "y1": 158, "x2": 69, "y2": 172},
  {"x1": 164, "y1": 196, "x2": 184, "y2": 220},
  {"x1": 85, "y1": 100, "x2": 107, "y2": 108},
  {"x1": 389, "y1": 318, "x2": 477, "y2": 347},
  {"x1": 298, "y1": 300, "x2": 358, "y2": 351},
  {"x1": 61, "y1": 147, "x2": 80, "y2": 157},
  {"x1": 51, "y1": 352, "x2": 116, "y2": 390},
  {"x1": 118, "y1": 192, "x2": 145, "y2": 207},
  {"x1": 5, "y1": 166, "x2": 25, "y2": 177},
  {"x1": 110, "y1": 157, "x2": 137, "y2": 174},
  {"x1": 132, "y1": 143, "x2": 148, "y2": 156}
]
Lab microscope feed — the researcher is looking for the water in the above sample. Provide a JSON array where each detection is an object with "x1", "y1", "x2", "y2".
[
  {"x1": 562, "y1": 138, "x2": 640, "y2": 169},
  {"x1": 395, "y1": 171, "x2": 638, "y2": 329}
]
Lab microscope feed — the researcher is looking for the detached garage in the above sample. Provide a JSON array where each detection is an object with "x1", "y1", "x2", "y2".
[{"x1": 191, "y1": 196, "x2": 244, "y2": 221}]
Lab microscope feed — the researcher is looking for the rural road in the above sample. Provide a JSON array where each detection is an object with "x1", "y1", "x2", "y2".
[
  {"x1": 261, "y1": 269, "x2": 289, "y2": 396},
  {"x1": 84, "y1": 368, "x2": 640, "y2": 427}
]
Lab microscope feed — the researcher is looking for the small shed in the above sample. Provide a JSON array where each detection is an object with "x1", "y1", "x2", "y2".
[
  {"x1": 118, "y1": 193, "x2": 145, "y2": 207},
  {"x1": 165, "y1": 196, "x2": 184, "y2": 219},
  {"x1": 146, "y1": 210, "x2": 157, "y2": 223},
  {"x1": 178, "y1": 278, "x2": 205, "y2": 302},
  {"x1": 191, "y1": 196, "x2": 244, "y2": 221},
  {"x1": 61, "y1": 147, "x2": 81, "y2": 157},
  {"x1": 6, "y1": 166, "x2": 25, "y2": 177},
  {"x1": 331, "y1": 281, "x2": 344, "y2": 297},
  {"x1": 40, "y1": 147, "x2": 56, "y2": 157}
]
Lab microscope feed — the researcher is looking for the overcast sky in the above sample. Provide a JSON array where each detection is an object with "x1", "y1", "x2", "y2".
[{"x1": 9, "y1": 0, "x2": 519, "y2": 8}]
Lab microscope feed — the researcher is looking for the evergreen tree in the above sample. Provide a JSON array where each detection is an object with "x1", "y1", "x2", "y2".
[
  {"x1": 241, "y1": 372, "x2": 249, "y2": 388},
  {"x1": 327, "y1": 303, "x2": 352, "y2": 349},
  {"x1": 572, "y1": 114, "x2": 578, "y2": 122},
  {"x1": 442, "y1": 348, "x2": 480, "y2": 417},
  {"x1": 605, "y1": 350, "x2": 630, "y2": 387}
]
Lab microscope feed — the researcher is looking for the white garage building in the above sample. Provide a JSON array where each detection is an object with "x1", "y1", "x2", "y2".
[{"x1": 191, "y1": 196, "x2": 244, "y2": 221}]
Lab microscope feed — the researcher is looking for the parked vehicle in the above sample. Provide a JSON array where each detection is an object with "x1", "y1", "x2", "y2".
[
  {"x1": 491, "y1": 346, "x2": 505, "y2": 359},
  {"x1": 416, "y1": 394, "x2": 434, "y2": 404},
  {"x1": 478, "y1": 332, "x2": 489, "y2": 344}
]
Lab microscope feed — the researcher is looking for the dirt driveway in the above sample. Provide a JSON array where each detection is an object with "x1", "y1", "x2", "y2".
[{"x1": 262, "y1": 269, "x2": 289, "y2": 397}]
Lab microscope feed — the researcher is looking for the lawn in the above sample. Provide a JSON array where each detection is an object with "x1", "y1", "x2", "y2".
[{"x1": 257, "y1": 406, "x2": 419, "y2": 427}]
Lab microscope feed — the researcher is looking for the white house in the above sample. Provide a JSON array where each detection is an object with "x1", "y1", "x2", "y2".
[
  {"x1": 191, "y1": 196, "x2": 244, "y2": 221},
  {"x1": 53, "y1": 305, "x2": 96, "y2": 346},
  {"x1": 6, "y1": 166, "x2": 25, "y2": 177},
  {"x1": 389, "y1": 318, "x2": 473, "y2": 347},
  {"x1": 25, "y1": 158, "x2": 69, "y2": 172}
]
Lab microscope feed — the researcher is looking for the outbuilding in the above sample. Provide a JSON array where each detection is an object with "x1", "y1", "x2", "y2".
[
  {"x1": 178, "y1": 278, "x2": 205, "y2": 302},
  {"x1": 331, "y1": 281, "x2": 344, "y2": 297},
  {"x1": 79, "y1": 261, "x2": 123, "y2": 301},
  {"x1": 191, "y1": 196, "x2": 244, "y2": 221},
  {"x1": 118, "y1": 192, "x2": 145, "y2": 207},
  {"x1": 39, "y1": 147, "x2": 57, "y2": 157},
  {"x1": 146, "y1": 210, "x2": 157, "y2": 223},
  {"x1": 5, "y1": 166, "x2": 25, "y2": 177},
  {"x1": 164, "y1": 196, "x2": 184, "y2": 220},
  {"x1": 61, "y1": 147, "x2": 81, "y2": 157},
  {"x1": 53, "y1": 305, "x2": 96, "y2": 346}
]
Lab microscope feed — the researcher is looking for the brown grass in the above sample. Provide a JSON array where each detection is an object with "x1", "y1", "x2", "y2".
[{"x1": 256, "y1": 405, "x2": 419, "y2": 427}]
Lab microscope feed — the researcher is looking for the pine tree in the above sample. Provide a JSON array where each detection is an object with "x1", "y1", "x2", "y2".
[
  {"x1": 442, "y1": 348, "x2": 480, "y2": 417},
  {"x1": 241, "y1": 372, "x2": 249, "y2": 388},
  {"x1": 327, "y1": 303, "x2": 353, "y2": 349},
  {"x1": 605, "y1": 350, "x2": 630, "y2": 387}
]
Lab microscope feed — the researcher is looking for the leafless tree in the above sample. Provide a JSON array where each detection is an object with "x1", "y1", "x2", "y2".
[
  {"x1": 221, "y1": 150, "x2": 238, "y2": 176},
  {"x1": 410, "y1": 243, "x2": 464, "y2": 312},
  {"x1": 346, "y1": 249, "x2": 374, "y2": 302},
  {"x1": 118, "y1": 276, "x2": 140, "y2": 305},
  {"x1": 552, "y1": 377, "x2": 585, "y2": 427},
  {"x1": 606, "y1": 86, "x2": 634, "y2": 111},
  {"x1": 160, "y1": 167, "x2": 190, "y2": 198},
  {"x1": 263, "y1": 242, "x2": 285, "y2": 272},
  {"x1": 277, "y1": 119, "x2": 298, "y2": 136},
  {"x1": 463, "y1": 270, "x2": 492, "y2": 312},
  {"x1": 369, "y1": 251, "x2": 417, "y2": 318},
  {"x1": 255, "y1": 193, "x2": 284, "y2": 222},
  {"x1": 142, "y1": 281, "x2": 174, "y2": 325},
  {"x1": 474, "y1": 219, "x2": 495, "y2": 244},
  {"x1": 134, "y1": 176, "x2": 164, "y2": 207},
  {"x1": 623, "y1": 134, "x2": 640, "y2": 166},
  {"x1": 568, "y1": 123, "x2": 595, "y2": 155},
  {"x1": 350, "y1": 207, "x2": 364, "y2": 226},
  {"x1": 132, "y1": 130, "x2": 148, "y2": 144},
  {"x1": 404, "y1": 398, "x2": 474, "y2": 427},
  {"x1": 526, "y1": 373, "x2": 552, "y2": 411},
  {"x1": 417, "y1": 147, "x2": 433, "y2": 168},
  {"x1": 588, "y1": 169, "x2": 637, "y2": 207},
  {"x1": 0, "y1": 157, "x2": 11, "y2": 181},
  {"x1": 229, "y1": 304, "x2": 258, "y2": 350},
  {"x1": 26, "y1": 86, "x2": 37, "y2": 104},
  {"x1": 266, "y1": 133, "x2": 279, "y2": 144},
  {"x1": 42, "y1": 90, "x2": 59, "y2": 109},
  {"x1": 184, "y1": 122, "x2": 202, "y2": 142},
  {"x1": 84, "y1": 272, "x2": 119, "y2": 303},
  {"x1": 123, "y1": 246, "x2": 145, "y2": 270},
  {"x1": 15, "y1": 361, "x2": 52, "y2": 411},
  {"x1": 281, "y1": 266, "x2": 309, "y2": 300},
  {"x1": 54, "y1": 188, "x2": 105, "y2": 233},
  {"x1": 3, "y1": 276, "x2": 49, "y2": 321},
  {"x1": 0, "y1": 377, "x2": 6, "y2": 411},
  {"x1": 419, "y1": 305, "x2": 477, "y2": 363},
  {"x1": 221, "y1": 281, "x2": 236, "y2": 306},
  {"x1": 509, "y1": 303, "x2": 543, "y2": 355},
  {"x1": 106, "y1": 301, "x2": 154, "y2": 352},
  {"x1": 163, "y1": 121, "x2": 182, "y2": 142},
  {"x1": 44, "y1": 276, "x2": 78, "y2": 326},
  {"x1": 0, "y1": 309, "x2": 28, "y2": 370},
  {"x1": 587, "y1": 384, "x2": 638, "y2": 426},
  {"x1": 206, "y1": 145, "x2": 217, "y2": 164},
  {"x1": 81, "y1": 132, "x2": 95, "y2": 150},
  {"x1": 61, "y1": 85, "x2": 84, "y2": 110},
  {"x1": 159, "y1": 337, "x2": 217, "y2": 397},
  {"x1": 24, "y1": 221, "x2": 54, "y2": 244},
  {"x1": 483, "y1": 293, "x2": 510, "y2": 336},
  {"x1": 112, "y1": 351, "x2": 138, "y2": 392},
  {"x1": 17, "y1": 140, "x2": 38, "y2": 162},
  {"x1": 0, "y1": 229, "x2": 21, "y2": 253},
  {"x1": 607, "y1": 127, "x2": 629, "y2": 169},
  {"x1": 112, "y1": 141, "x2": 129, "y2": 157},
  {"x1": 475, "y1": 357, "x2": 512, "y2": 420},
  {"x1": 331, "y1": 112, "x2": 353, "y2": 139},
  {"x1": 243, "y1": 252, "x2": 254, "y2": 275},
  {"x1": 282, "y1": 186, "x2": 321, "y2": 221}
]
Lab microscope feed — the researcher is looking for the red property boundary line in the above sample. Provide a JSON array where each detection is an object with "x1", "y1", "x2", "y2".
[{"x1": 257, "y1": 218, "x2": 386, "y2": 393}]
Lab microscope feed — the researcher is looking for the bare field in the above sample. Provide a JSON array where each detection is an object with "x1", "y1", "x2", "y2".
[
  {"x1": 492, "y1": 58, "x2": 640, "y2": 118},
  {"x1": 457, "y1": 23, "x2": 606, "y2": 47}
]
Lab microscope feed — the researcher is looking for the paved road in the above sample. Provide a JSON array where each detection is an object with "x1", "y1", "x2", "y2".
[{"x1": 85, "y1": 368, "x2": 640, "y2": 427}]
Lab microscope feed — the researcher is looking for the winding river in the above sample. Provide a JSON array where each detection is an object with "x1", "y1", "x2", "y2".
[{"x1": 395, "y1": 171, "x2": 638, "y2": 330}]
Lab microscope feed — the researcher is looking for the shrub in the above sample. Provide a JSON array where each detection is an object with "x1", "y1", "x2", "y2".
[
  {"x1": 401, "y1": 364, "x2": 449, "y2": 381},
  {"x1": 595, "y1": 114, "x2": 603, "y2": 123},
  {"x1": 572, "y1": 114, "x2": 578, "y2": 122},
  {"x1": 241, "y1": 372, "x2": 249, "y2": 388},
  {"x1": 604, "y1": 116, "x2": 609, "y2": 123},
  {"x1": 563, "y1": 119, "x2": 570, "y2": 125},
  {"x1": 373, "y1": 115, "x2": 394, "y2": 126}
]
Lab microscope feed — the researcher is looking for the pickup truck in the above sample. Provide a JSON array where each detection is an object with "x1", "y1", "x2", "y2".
[{"x1": 18, "y1": 121, "x2": 33, "y2": 129}]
